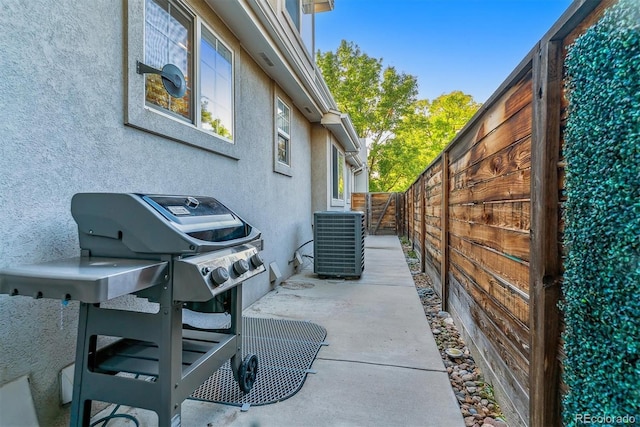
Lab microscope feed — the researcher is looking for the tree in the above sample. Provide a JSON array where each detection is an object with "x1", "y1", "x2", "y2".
[
  {"x1": 317, "y1": 40, "x2": 418, "y2": 186},
  {"x1": 375, "y1": 92, "x2": 481, "y2": 192},
  {"x1": 317, "y1": 41, "x2": 480, "y2": 192}
]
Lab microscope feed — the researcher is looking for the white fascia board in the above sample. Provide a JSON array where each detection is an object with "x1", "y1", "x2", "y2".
[
  {"x1": 321, "y1": 110, "x2": 360, "y2": 153},
  {"x1": 347, "y1": 152, "x2": 364, "y2": 169}
]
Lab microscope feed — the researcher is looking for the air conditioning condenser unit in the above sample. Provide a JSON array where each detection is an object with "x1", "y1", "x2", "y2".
[{"x1": 313, "y1": 211, "x2": 365, "y2": 279}]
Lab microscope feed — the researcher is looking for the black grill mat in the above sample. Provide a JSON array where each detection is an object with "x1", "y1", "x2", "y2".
[{"x1": 189, "y1": 317, "x2": 327, "y2": 406}]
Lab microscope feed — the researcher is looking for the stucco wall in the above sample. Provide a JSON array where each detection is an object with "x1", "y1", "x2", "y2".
[{"x1": 0, "y1": 1, "x2": 313, "y2": 424}]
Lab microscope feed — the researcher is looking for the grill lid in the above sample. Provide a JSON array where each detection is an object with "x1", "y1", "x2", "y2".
[{"x1": 71, "y1": 193, "x2": 261, "y2": 257}]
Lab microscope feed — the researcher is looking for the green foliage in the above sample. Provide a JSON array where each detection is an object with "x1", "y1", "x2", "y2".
[
  {"x1": 562, "y1": 0, "x2": 640, "y2": 424},
  {"x1": 201, "y1": 101, "x2": 232, "y2": 139},
  {"x1": 375, "y1": 92, "x2": 480, "y2": 192},
  {"x1": 317, "y1": 41, "x2": 479, "y2": 192},
  {"x1": 317, "y1": 40, "x2": 418, "y2": 188}
]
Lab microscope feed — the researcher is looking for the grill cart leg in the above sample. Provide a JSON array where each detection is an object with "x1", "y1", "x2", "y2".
[
  {"x1": 70, "y1": 303, "x2": 93, "y2": 427},
  {"x1": 228, "y1": 284, "x2": 258, "y2": 393},
  {"x1": 230, "y1": 285, "x2": 243, "y2": 383}
]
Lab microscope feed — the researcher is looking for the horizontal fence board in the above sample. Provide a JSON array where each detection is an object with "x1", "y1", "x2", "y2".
[
  {"x1": 450, "y1": 272, "x2": 529, "y2": 388},
  {"x1": 449, "y1": 201, "x2": 531, "y2": 232},
  {"x1": 450, "y1": 103, "x2": 533, "y2": 177},
  {"x1": 449, "y1": 218, "x2": 531, "y2": 262},
  {"x1": 449, "y1": 234, "x2": 530, "y2": 295},
  {"x1": 450, "y1": 249, "x2": 529, "y2": 326},
  {"x1": 449, "y1": 168, "x2": 531, "y2": 205},
  {"x1": 448, "y1": 275, "x2": 531, "y2": 424},
  {"x1": 448, "y1": 72, "x2": 533, "y2": 164},
  {"x1": 451, "y1": 137, "x2": 532, "y2": 190}
]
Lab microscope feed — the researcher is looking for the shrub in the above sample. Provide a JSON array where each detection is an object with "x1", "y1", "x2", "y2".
[{"x1": 562, "y1": 0, "x2": 640, "y2": 424}]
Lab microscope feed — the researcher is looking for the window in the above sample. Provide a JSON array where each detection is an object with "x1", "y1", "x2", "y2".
[
  {"x1": 274, "y1": 96, "x2": 292, "y2": 176},
  {"x1": 144, "y1": 0, "x2": 193, "y2": 121},
  {"x1": 332, "y1": 145, "x2": 345, "y2": 202},
  {"x1": 126, "y1": 0, "x2": 239, "y2": 158},
  {"x1": 285, "y1": 0, "x2": 300, "y2": 30},
  {"x1": 200, "y1": 27, "x2": 234, "y2": 141}
]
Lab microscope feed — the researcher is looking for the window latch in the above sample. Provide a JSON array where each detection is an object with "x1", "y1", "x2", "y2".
[{"x1": 136, "y1": 61, "x2": 186, "y2": 98}]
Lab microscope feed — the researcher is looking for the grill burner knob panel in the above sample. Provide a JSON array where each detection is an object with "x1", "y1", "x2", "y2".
[
  {"x1": 173, "y1": 245, "x2": 266, "y2": 301},
  {"x1": 210, "y1": 267, "x2": 230, "y2": 285},
  {"x1": 250, "y1": 253, "x2": 264, "y2": 269},
  {"x1": 233, "y1": 259, "x2": 250, "y2": 276}
]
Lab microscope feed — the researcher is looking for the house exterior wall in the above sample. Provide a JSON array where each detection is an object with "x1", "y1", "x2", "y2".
[
  {"x1": 310, "y1": 125, "x2": 331, "y2": 214},
  {"x1": 0, "y1": 1, "x2": 323, "y2": 424},
  {"x1": 310, "y1": 127, "x2": 356, "y2": 214}
]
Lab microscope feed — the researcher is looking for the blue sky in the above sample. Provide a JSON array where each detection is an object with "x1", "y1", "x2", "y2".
[{"x1": 315, "y1": 0, "x2": 573, "y2": 103}]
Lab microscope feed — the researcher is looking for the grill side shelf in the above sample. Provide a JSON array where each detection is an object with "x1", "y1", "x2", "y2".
[{"x1": 0, "y1": 257, "x2": 169, "y2": 303}]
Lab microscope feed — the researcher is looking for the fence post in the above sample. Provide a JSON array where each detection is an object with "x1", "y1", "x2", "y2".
[
  {"x1": 420, "y1": 175, "x2": 426, "y2": 273},
  {"x1": 366, "y1": 192, "x2": 372, "y2": 234},
  {"x1": 440, "y1": 152, "x2": 450, "y2": 311},
  {"x1": 530, "y1": 39, "x2": 563, "y2": 427},
  {"x1": 397, "y1": 193, "x2": 401, "y2": 235}
]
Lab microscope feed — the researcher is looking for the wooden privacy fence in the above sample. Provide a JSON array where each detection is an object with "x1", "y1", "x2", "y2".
[
  {"x1": 351, "y1": 192, "x2": 402, "y2": 235},
  {"x1": 400, "y1": 2, "x2": 615, "y2": 426}
]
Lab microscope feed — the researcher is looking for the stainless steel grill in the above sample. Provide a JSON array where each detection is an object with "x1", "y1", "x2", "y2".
[{"x1": 0, "y1": 193, "x2": 266, "y2": 427}]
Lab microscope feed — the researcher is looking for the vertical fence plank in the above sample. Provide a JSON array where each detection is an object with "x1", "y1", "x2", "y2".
[
  {"x1": 530, "y1": 39, "x2": 563, "y2": 427},
  {"x1": 440, "y1": 152, "x2": 450, "y2": 311}
]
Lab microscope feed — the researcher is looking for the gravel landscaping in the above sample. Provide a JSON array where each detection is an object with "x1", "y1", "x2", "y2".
[{"x1": 401, "y1": 239, "x2": 508, "y2": 427}]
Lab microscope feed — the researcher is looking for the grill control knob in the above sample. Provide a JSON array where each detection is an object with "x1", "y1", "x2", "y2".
[
  {"x1": 210, "y1": 267, "x2": 229, "y2": 286},
  {"x1": 250, "y1": 253, "x2": 264, "y2": 268},
  {"x1": 233, "y1": 259, "x2": 250, "y2": 275}
]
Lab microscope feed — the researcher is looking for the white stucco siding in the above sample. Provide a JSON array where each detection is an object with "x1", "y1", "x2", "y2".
[{"x1": 0, "y1": 1, "x2": 313, "y2": 425}]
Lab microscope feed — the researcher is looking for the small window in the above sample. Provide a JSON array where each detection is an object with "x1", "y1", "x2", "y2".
[
  {"x1": 274, "y1": 97, "x2": 292, "y2": 176},
  {"x1": 277, "y1": 98, "x2": 291, "y2": 165},
  {"x1": 332, "y1": 145, "x2": 345, "y2": 202}
]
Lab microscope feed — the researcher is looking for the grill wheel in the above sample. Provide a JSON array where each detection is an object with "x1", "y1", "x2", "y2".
[{"x1": 238, "y1": 354, "x2": 259, "y2": 393}]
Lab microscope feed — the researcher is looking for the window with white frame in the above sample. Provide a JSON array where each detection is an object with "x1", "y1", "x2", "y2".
[
  {"x1": 277, "y1": 98, "x2": 291, "y2": 165},
  {"x1": 126, "y1": 0, "x2": 238, "y2": 157},
  {"x1": 332, "y1": 145, "x2": 345, "y2": 203},
  {"x1": 274, "y1": 96, "x2": 292, "y2": 175},
  {"x1": 200, "y1": 27, "x2": 234, "y2": 141}
]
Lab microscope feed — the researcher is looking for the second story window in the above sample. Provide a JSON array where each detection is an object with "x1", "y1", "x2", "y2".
[
  {"x1": 285, "y1": 0, "x2": 301, "y2": 30},
  {"x1": 284, "y1": 0, "x2": 314, "y2": 56}
]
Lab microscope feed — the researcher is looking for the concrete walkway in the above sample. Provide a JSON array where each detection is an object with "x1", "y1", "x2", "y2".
[{"x1": 96, "y1": 236, "x2": 464, "y2": 426}]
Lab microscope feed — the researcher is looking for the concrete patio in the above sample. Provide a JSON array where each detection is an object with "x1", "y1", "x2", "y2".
[{"x1": 94, "y1": 235, "x2": 464, "y2": 426}]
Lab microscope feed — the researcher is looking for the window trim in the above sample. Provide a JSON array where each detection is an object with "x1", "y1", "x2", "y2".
[
  {"x1": 273, "y1": 94, "x2": 293, "y2": 176},
  {"x1": 331, "y1": 144, "x2": 345, "y2": 206},
  {"x1": 125, "y1": 0, "x2": 240, "y2": 159}
]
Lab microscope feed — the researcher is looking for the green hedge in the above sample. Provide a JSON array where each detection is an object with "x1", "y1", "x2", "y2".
[{"x1": 562, "y1": 0, "x2": 640, "y2": 424}]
